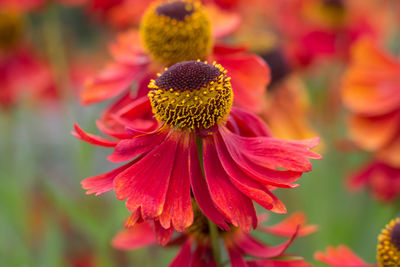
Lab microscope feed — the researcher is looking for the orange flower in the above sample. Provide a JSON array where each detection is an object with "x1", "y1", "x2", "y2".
[{"x1": 341, "y1": 39, "x2": 400, "y2": 167}]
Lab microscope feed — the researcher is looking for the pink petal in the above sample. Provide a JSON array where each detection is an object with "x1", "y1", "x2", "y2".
[
  {"x1": 188, "y1": 134, "x2": 230, "y2": 231},
  {"x1": 111, "y1": 222, "x2": 155, "y2": 250},
  {"x1": 169, "y1": 240, "x2": 192, "y2": 267},
  {"x1": 81, "y1": 160, "x2": 136, "y2": 196},
  {"x1": 72, "y1": 123, "x2": 117, "y2": 147},
  {"x1": 107, "y1": 128, "x2": 169, "y2": 163},
  {"x1": 114, "y1": 132, "x2": 178, "y2": 220},
  {"x1": 159, "y1": 134, "x2": 193, "y2": 232},
  {"x1": 247, "y1": 259, "x2": 312, "y2": 267},
  {"x1": 203, "y1": 137, "x2": 257, "y2": 232}
]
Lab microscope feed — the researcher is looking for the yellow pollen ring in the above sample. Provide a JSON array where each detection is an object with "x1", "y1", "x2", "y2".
[
  {"x1": 377, "y1": 218, "x2": 400, "y2": 266},
  {"x1": 140, "y1": 0, "x2": 213, "y2": 66},
  {"x1": 148, "y1": 61, "x2": 233, "y2": 131}
]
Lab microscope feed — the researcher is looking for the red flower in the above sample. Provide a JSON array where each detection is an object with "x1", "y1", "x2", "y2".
[
  {"x1": 74, "y1": 60, "x2": 321, "y2": 234},
  {"x1": 81, "y1": 0, "x2": 268, "y2": 114},
  {"x1": 348, "y1": 160, "x2": 400, "y2": 202},
  {"x1": 341, "y1": 39, "x2": 400, "y2": 168},
  {"x1": 112, "y1": 211, "x2": 317, "y2": 266}
]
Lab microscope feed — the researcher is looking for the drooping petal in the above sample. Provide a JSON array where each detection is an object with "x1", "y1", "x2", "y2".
[
  {"x1": 218, "y1": 126, "x2": 310, "y2": 186},
  {"x1": 190, "y1": 244, "x2": 217, "y2": 267},
  {"x1": 214, "y1": 52, "x2": 270, "y2": 113},
  {"x1": 154, "y1": 221, "x2": 174, "y2": 246},
  {"x1": 258, "y1": 212, "x2": 318, "y2": 237},
  {"x1": 228, "y1": 107, "x2": 272, "y2": 137},
  {"x1": 188, "y1": 134, "x2": 230, "y2": 231},
  {"x1": 107, "y1": 127, "x2": 169, "y2": 163},
  {"x1": 169, "y1": 240, "x2": 192, "y2": 267},
  {"x1": 203, "y1": 137, "x2": 257, "y2": 232},
  {"x1": 227, "y1": 247, "x2": 248, "y2": 267},
  {"x1": 233, "y1": 227, "x2": 299, "y2": 258},
  {"x1": 159, "y1": 133, "x2": 193, "y2": 232},
  {"x1": 113, "y1": 132, "x2": 178, "y2": 220},
  {"x1": 214, "y1": 134, "x2": 286, "y2": 213},
  {"x1": 72, "y1": 123, "x2": 117, "y2": 147},
  {"x1": 314, "y1": 245, "x2": 370, "y2": 267},
  {"x1": 111, "y1": 222, "x2": 155, "y2": 250},
  {"x1": 219, "y1": 126, "x2": 321, "y2": 173},
  {"x1": 81, "y1": 160, "x2": 136, "y2": 196},
  {"x1": 81, "y1": 62, "x2": 145, "y2": 104}
]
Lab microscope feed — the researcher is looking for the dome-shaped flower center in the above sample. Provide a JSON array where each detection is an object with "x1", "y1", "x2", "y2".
[
  {"x1": 0, "y1": 11, "x2": 23, "y2": 51},
  {"x1": 148, "y1": 60, "x2": 233, "y2": 131},
  {"x1": 140, "y1": 0, "x2": 212, "y2": 66},
  {"x1": 377, "y1": 218, "x2": 400, "y2": 266}
]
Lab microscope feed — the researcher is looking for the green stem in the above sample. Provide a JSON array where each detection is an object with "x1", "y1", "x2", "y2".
[
  {"x1": 208, "y1": 219, "x2": 222, "y2": 267},
  {"x1": 195, "y1": 136, "x2": 222, "y2": 266}
]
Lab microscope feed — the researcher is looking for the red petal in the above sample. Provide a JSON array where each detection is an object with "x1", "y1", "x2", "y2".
[
  {"x1": 259, "y1": 212, "x2": 318, "y2": 237},
  {"x1": 219, "y1": 126, "x2": 321, "y2": 172},
  {"x1": 208, "y1": 4, "x2": 240, "y2": 38},
  {"x1": 228, "y1": 107, "x2": 272, "y2": 137},
  {"x1": 214, "y1": 134, "x2": 286, "y2": 213},
  {"x1": 233, "y1": 227, "x2": 299, "y2": 258},
  {"x1": 188, "y1": 134, "x2": 230, "y2": 231},
  {"x1": 219, "y1": 126, "x2": 304, "y2": 186},
  {"x1": 111, "y1": 222, "x2": 155, "y2": 250},
  {"x1": 247, "y1": 259, "x2": 312, "y2": 267},
  {"x1": 81, "y1": 160, "x2": 136, "y2": 196},
  {"x1": 190, "y1": 245, "x2": 217, "y2": 267},
  {"x1": 159, "y1": 134, "x2": 193, "y2": 232},
  {"x1": 169, "y1": 240, "x2": 192, "y2": 267},
  {"x1": 203, "y1": 137, "x2": 257, "y2": 232},
  {"x1": 114, "y1": 132, "x2": 178, "y2": 220},
  {"x1": 227, "y1": 247, "x2": 248, "y2": 267},
  {"x1": 81, "y1": 62, "x2": 145, "y2": 104},
  {"x1": 72, "y1": 123, "x2": 117, "y2": 147},
  {"x1": 214, "y1": 53, "x2": 270, "y2": 113},
  {"x1": 107, "y1": 128, "x2": 168, "y2": 163},
  {"x1": 314, "y1": 245, "x2": 370, "y2": 266},
  {"x1": 154, "y1": 221, "x2": 174, "y2": 246}
]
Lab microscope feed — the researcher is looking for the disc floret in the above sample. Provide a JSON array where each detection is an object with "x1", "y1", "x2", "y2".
[
  {"x1": 148, "y1": 60, "x2": 233, "y2": 132},
  {"x1": 140, "y1": 0, "x2": 212, "y2": 66},
  {"x1": 377, "y1": 218, "x2": 400, "y2": 266}
]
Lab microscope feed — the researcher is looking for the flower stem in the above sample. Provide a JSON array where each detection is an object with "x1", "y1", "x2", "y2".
[
  {"x1": 195, "y1": 136, "x2": 223, "y2": 266},
  {"x1": 208, "y1": 219, "x2": 222, "y2": 267}
]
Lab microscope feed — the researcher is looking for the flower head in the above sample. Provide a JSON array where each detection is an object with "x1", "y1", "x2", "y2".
[
  {"x1": 140, "y1": 0, "x2": 212, "y2": 66},
  {"x1": 148, "y1": 60, "x2": 232, "y2": 131},
  {"x1": 377, "y1": 218, "x2": 400, "y2": 266},
  {"x1": 74, "y1": 60, "x2": 320, "y2": 234}
]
